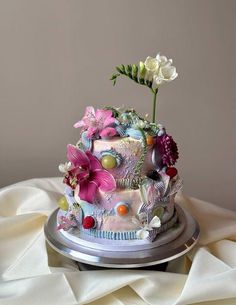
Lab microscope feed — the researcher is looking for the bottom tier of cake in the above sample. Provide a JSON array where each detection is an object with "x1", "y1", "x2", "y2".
[{"x1": 57, "y1": 204, "x2": 185, "y2": 252}]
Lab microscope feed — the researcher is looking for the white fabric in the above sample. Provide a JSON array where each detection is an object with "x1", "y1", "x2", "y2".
[{"x1": 0, "y1": 178, "x2": 236, "y2": 305}]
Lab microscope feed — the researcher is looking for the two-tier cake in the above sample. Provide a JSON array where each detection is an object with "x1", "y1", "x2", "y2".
[{"x1": 56, "y1": 53, "x2": 185, "y2": 252}]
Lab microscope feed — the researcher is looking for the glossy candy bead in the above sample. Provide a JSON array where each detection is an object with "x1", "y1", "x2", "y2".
[
  {"x1": 117, "y1": 204, "x2": 129, "y2": 216},
  {"x1": 147, "y1": 170, "x2": 161, "y2": 181},
  {"x1": 58, "y1": 196, "x2": 69, "y2": 211},
  {"x1": 146, "y1": 135, "x2": 154, "y2": 146},
  {"x1": 82, "y1": 216, "x2": 96, "y2": 229},
  {"x1": 101, "y1": 155, "x2": 117, "y2": 169},
  {"x1": 166, "y1": 167, "x2": 178, "y2": 178},
  {"x1": 152, "y1": 206, "x2": 164, "y2": 218}
]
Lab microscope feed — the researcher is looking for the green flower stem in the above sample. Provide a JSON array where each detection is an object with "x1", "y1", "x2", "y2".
[{"x1": 152, "y1": 88, "x2": 158, "y2": 123}]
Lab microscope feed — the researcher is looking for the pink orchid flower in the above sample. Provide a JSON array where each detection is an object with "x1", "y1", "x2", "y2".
[
  {"x1": 57, "y1": 215, "x2": 77, "y2": 231},
  {"x1": 73, "y1": 106, "x2": 117, "y2": 138},
  {"x1": 64, "y1": 144, "x2": 116, "y2": 203}
]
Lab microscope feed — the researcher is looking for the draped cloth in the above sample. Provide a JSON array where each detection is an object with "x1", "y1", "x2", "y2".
[{"x1": 0, "y1": 178, "x2": 236, "y2": 305}]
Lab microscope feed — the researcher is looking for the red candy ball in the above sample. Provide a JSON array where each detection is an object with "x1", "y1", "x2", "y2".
[
  {"x1": 82, "y1": 216, "x2": 96, "y2": 229},
  {"x1": 166, "y1": 167, "x2": 178, "y2": 178}
]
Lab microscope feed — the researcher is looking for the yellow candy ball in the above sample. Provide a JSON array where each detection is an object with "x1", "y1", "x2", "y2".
[
  {"x1": 101, "y1": 155, "x2": 117, "y2": 169},
  {"x1": 58, "y1": 196, "x2": 69, "y2": 211},
  {"x1": 152, "y1": 206, "x2": 164, "y2": 218}
]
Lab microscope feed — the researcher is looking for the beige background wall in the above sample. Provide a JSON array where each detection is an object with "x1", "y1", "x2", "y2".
[{"x1": 0, "y1": 0, "x2": 235, "y2": 210}]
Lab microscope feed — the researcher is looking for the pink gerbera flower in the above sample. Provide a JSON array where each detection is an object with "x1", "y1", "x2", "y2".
[
  {"x1": 64, "y1": 144, "x2": 116, "y2": 203},
  {"x1": 73, "y1": 106, "x2": 117, "y2": 139}
]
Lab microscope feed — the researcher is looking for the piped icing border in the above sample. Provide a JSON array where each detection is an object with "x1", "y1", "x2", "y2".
[{"x1": 79, "y1": 209, "x2": 178, "y2": 241}]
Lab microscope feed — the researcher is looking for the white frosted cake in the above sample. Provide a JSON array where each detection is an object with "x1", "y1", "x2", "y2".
[{"x1": 57, "y1": 53, "x2": 184, "y2": 251}]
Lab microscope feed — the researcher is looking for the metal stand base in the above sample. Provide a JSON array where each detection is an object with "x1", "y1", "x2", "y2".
[{"x1": 77, "y1": 261, "x2": 168, "y2": 271}]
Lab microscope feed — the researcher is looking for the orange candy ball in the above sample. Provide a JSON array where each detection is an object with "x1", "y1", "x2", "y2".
[
  {"x1": 146, "y1": 135, "x2": 154, "y2": 146},
  {"x1": 117, "y1": 204, "x2": 129, "y2": 216}
]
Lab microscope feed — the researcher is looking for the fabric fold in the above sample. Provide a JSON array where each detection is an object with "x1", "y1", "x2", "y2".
[{"x1": 0, "y1": 178, "x2": 236, "y2": 305}]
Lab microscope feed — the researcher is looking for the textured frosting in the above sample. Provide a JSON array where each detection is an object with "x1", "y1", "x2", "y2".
[
  {"x1": 92, "y1": 136, "x2": 155, "y2": 180},
  {"x1": 73, "y1": 187, "x2": 175, "y2": 233}
]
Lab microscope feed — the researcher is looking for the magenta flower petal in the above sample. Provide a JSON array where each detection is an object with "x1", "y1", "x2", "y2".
[
  {"x1": 95, "y1": 109, "x2": 116, "y2": 127},
  {"x1": 69, "y1": 168, "x2": 88, "y2": 182},
  {"x1": 84, "y1": 106, "x2": 95, "y2": 118},
  {"x1": 67, "y1": 144, "x2": 89, "y2": 167},
  {"x1": 73, "y1": 107, "x2": 117, "y2": 139},
  {"x1": 91, "y1": 169, "x2": 116, "y2": 192},
  {"x1": 73, "y1": 120, "x2": 84, "y2": 128},
  {"x1": 95, "y1": 109, "x2": 112, "y2": 122},
  {"x1": 83, "y1": 107, "x2": 96, "y2": 126},
  {"x1": 74, "y1": 106, "x2": 95, "y2": 129},
  {"x1": 79, "y1": 180, "x2": 98, "y2": 203},
  {"x1": 103, "y1": 115, "x2": 116, "y2": 127},
  {"x1": 86, "y1": 127, "x2": 98, "y2": 138},
  {"x1": 99, "y1": 127, "x2": 117, "y2": 138},
  {"x1": 85, "y1": 151, "x2": 102, "y2": 170}
]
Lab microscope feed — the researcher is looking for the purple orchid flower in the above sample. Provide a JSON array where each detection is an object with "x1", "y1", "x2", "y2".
[
  {"x1": 73, "y1": 106, "x2": 118, "y2": 139},
  {"x1": 64, "y1": 144, "x2": 116, "y2": 203}
]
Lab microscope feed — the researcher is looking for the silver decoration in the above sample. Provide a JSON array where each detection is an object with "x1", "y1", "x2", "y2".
[
  {"x1": 151, "y1": 146, "x2": 163, "y2": 170},
  {"x1": 116, "y1": 177, "x2": 143, "y2": 189}
]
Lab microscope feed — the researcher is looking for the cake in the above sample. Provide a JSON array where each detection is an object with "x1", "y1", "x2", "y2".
[{"x1": 57, "y1": 53, "x2": 184, "y2": 251}]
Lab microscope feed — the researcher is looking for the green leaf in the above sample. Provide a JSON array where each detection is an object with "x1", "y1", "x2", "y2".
[
  {"x1": 126, "y1": 65, "x2": 132, "y2": 77},
  {"x1": 132, "y1": 64, "x2": 138, "y2": 82},
  {"x1": 116, "y1": 66, "x2": 125, "y2": 74},
  {"x1": 121, "y1": 64, "x2": 126, "y2": 73},
  {"x1": 145, "y1": 79, "x2": 153, "y2": 88},
  {"x1": 110, "y1": 73, "x2": 120, "y2": 80},
  {"x1": 139, "y1": 61, "x2": 146, "y2": 79}
]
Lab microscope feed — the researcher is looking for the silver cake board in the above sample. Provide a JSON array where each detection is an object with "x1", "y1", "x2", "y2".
[{"x1": 44, "y1": 204, "x2": 200, "y2": 269}]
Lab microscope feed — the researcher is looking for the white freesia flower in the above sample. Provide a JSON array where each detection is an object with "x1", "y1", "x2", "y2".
[
  {"x1": 144, "y1": 56, "x2": 160, "y2": 73},
  {"x1": 144, "y1": 53, "x2": 178, "y2": 88},
  {"x1": 58, "y1": 161, "x2": 72, "y2": 173},
  {"x1": 153, "y1": 63, "x2": 178, "y2": 87},
  {"x1": 156, "y1": 53, "x2": 173, "y2": 67}
]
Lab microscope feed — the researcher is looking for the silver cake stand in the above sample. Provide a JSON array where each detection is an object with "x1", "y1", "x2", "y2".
[{"x1": 44, "y1": 204, "x2": 200, "y2": 268}]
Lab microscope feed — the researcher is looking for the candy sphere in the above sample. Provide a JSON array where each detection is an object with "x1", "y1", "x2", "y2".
[
  {"x1": 117, "y1": 204, "x2": 129, "y2": 216},
  {"x1": 82, "y1": 216, "x2": 96, "y2": 229},
  {"x1": 152, "y1": 206, "x2": 164, "y2": 218},
  {"x1": 166, "y1": 167, "x2": 178, "y2": 178},
  {"x1": 101, "y1": 155, "x2": 117, "y2": 169},
  {"x1": 58, "y1": 196, "x2": 69, "y2": 211},
  {"x1": 146, "y1": 135, "x2": 154, "y2": 146},
  {"x1": 147, "y1": 170, "x2": 161, "y2": 181}
]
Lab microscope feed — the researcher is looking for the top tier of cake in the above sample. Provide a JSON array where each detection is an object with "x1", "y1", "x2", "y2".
[{"x1": 93, "y1": 136, "x2": 155, "y2": 185}]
